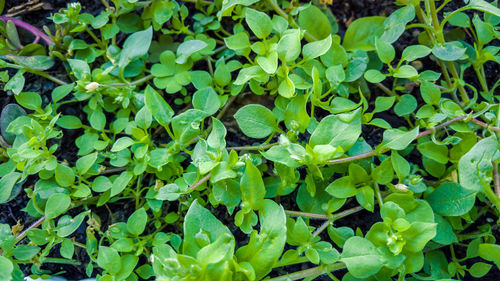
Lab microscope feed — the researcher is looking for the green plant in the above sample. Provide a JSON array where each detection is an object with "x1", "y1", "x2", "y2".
[{"x1": 1, "y1": 0, "x2": 500, "y2": 280}]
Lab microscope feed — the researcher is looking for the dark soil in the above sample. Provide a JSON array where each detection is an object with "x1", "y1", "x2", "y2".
[{"x1": 1, "y1": 0, "x2": 499, "y2": 280}]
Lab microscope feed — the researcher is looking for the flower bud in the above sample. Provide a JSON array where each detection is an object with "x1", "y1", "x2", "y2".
[{"x1": 85, "y1": 82, "x2": 100, "y2": 92}]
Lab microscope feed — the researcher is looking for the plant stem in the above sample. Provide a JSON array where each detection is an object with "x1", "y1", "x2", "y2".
[
  {"x1": 188, "y1": 173, "x2": 211, "y2": 192},
  {"x1": 328, "y1": 115, "x2": 467, "y2": 165},
  {"x1": 285, "y1": 210, "x2": 328, "y2": 220},
  {"x1": 470, "y1": 118, "x2": 500, "y2": 132},
  {"x1": 493, "y1": 162, "x2": 500, "y2": 199},
  {"x1": 266, "y1": 0, "x2": 317, "y2": 42},
  {"x1": 41, "y1": 257, "x2": 81, "y2": 266},
  {"x1": 183, "y1": 0, "x2": 214, "y2": 5},
  {"x1": 285, "y1": 205, "x2": 366, "y2": 221},
  {"x1": 427, "y1": 0, "x2": 469, "y2": 104},
  {"x1": 312, "y1": 220, "x2": 331, "y2": 237},
  {"x1": 5, "y1": 63, "x2": 68, "y2": 85},
  {"x1": 375, "y1": 83, "x2": 395, "y2": 96},
  {"x1": 267, "y1": 263, "x2": 345, "y2": 281},
  {"x1": 228, "y1": 143, "x2": 277, "y2": 151},
  {"x1": 15, "y1": 216, "x2": 46, "y2": 243},
  {"x1": 0, "y1": 16, "x2": 52, "y2": 45}
]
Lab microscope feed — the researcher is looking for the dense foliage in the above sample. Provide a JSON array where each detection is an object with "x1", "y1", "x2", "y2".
[{"x1": 1, "y1": 0, "x2": 500, "y2": 280}]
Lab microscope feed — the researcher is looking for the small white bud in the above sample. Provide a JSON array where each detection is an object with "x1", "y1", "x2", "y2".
[
  {"x1": 85, "y1": 82, "x2": 100, "y2": 92},
  {"x1": 394, "y1": 183, "x2": 409, "y2": 192}
]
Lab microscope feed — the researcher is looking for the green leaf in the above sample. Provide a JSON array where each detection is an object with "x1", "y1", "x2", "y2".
[
  {"x1": 13, "y1": 244, "x2": 40, "y2": 260},
  {"x1": 326, "y1": 176, "x2": 357, "y2": 198},
  {"x1": 459, "y1": 136, "x2": 498, "y2": 192},
  {"x1": 15, "y1": 92, "x2": 41, "y2": 110},
  {"x1": 7, "y1": 55, "x2": 55, "y2": 71},
  {"x1": 298, "y1": 5, "x2": 332, "y2": 40},
  {"x1": 402, "y1": 45, "x2": 431, "y2": 62},
  {"x1": 391, "y1": 150, "x2": 410, "y2": 181},
  {"x1": 404, "y1": 222, "x2": 437, "y2": 252},
  {"x1": 284, "y1": 94, "x2": 311, "y2": 133},
  {"x1": 176, "y1": 39, "x2": 208, "y2": 64},
  {"x1": 76, "y1": 152, "x2": 98, "y2": 175},
  {"x1": 4, "y1": 70, "x2": 25, "y2": 95},
  {"x1": 60, "y1": 239, "x2": 74, "y2": 259},
  {"x1": 432, "y1": 215, "x2": 458, "y2": 245},
  {"x1": 97, "y1": 246, "x2": 122, "y2": 274},
  {"x1": 364, "y1": 69, "x2": 386, "y2": 83},
  {"x1": 234, "y1": 104, "x2": 276, "y2": 139},
  {"x1": 0, "y1": 172, "x2": 21, "y2": 204},
  {"x1": 462, "y1": 0, "x2": 500, "y2": 19},
  {"x1": 119, "y1": 26, "x2": 153, "y2": 71},
  {"x1": 1, "y1": 104, "x2": 25, "y2": 144},
  {"x1": 375, "y1": 37, "x2": 395, "y2": 64},
  {"x1": 256, "y1": 51, "x2": 278, "y2": 74},
  {"x1": 380, "y1": 5, "x2": 415, "y2": 43},
  {"x1": 374, "y1": 96, "x2": 396, "y2": 113},
  {"x1": 111, "y1": 137, "x2": 135, "y2": 152},
  {"x1": 240, "y1": 159, "x2": 266, "y2": 210},
  {"x1": 224, "y1": 32, "x2": 251, "y2": 50},
  {"x1": 393, "y1": 65, "x2": 418, "y2": 78},
  {"x1": 111, "y1": 171, "x2": 133, "y2": 197},
  {"x1": 278, "y1": 75, "x2": 296, "y2": 98},
  {"x1": 432, "y1": 42, "x2": 466, "y2": 61},
  {"x1": 207, "y1": 118, "x2": 227, "y2": 149},
  {"x1": 218, "y1": 0, "x2": 260, "y2": 19},
  {"x1": 192, "y1": 88, "x2": 221, "y2": 115},
  {"x1": 478, "y1": 243, "x2": 500, "y2": 268},
  {"x1": 341, "y1": 237, "x2": 383, "y2": 278},
  {"x1": 427, "y1": 182, "x2": 476, "y2": 216},
  {"x1": 183, "y1": 200, "x2": 234, "y2": 257},
  {"x1": 0, "y1": 256, "x2": 13, "y2": 281},
  {"x1": 394, "y1": 94, "x2": 417, "y2": 116},
  {"x1": 55, "y1": 164, "x2": 75, "y2": 187},
  {"x1": 310, "y1": 108, "x2": 361, "y2": 151},
  {"x1": 236, "y1": 200, "x2": 287, "y2": 279},
  {"x1": 56, "y1": 115, "x2": 82, "y2": 129},
  {"x1": 420, "y1": 81, "x2": 441, "y2": 105},
  {"x1": 234, "y1": 65, "x2": 266, "y2": 85},
  {"x1": 245, "y1": 8, "x2": 272, "y2": 39},
  {"x1": 469, "y1": 262, "x2": 492, "y2": 278},
  {"x1": 67, "y1": 59, "x2": 90, "y2": 80},
  {"x1": 326, "y1": 65, "x2": 346, "y2": 86},
  {"x1": 127, "y1": 208, "x2": 147, "y2": 236},
  {"x1": 343, "y1": 17, "x2": 386, "y2": 51},
  {"x1": 45, "y1": 193, "x2": 71, "y2": 219},
  {"x1": 144, "y1": 85, "x2": 174, "y2": 127},
  {"x1": 381, "y1": 126, "x2": 419, "y2": 151},
  {"x1": 277, "y1": 29, "x2": 302, "y2": 62}
]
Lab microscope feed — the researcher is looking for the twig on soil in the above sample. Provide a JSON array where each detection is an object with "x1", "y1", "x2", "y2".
[{"x1": 0, "y1": 16, "x2": 52, "y2": 45}]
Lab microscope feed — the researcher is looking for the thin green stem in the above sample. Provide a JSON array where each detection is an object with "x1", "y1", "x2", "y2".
[
  {"x1": 374, "y1": 183, "x2": 384, "y2": 207},
  {"x1": 227, "y1": 143, "x2": 277, "y2": 151},
  {"x1": 266, "y1": 0, "x2": 317, "y2": 42},
  {"x1": 428, "y1": 0, "x2": 469, "y2": 104},
  {"x1": 5, "y1": 63, "x2": 68, "y2": 85},
  {"x1": 41, "y1": 257, "x2": 81, "y2": 266},
  {"x1": 267, "y1": 263, "x2": 345, "y2": 281}
]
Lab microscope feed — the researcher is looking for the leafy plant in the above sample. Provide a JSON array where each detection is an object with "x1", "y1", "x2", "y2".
[{"x1": 1, "y1": 0, "x2": 500, "y2": 280}]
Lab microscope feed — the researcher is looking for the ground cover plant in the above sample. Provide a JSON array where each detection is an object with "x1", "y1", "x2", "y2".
[{"x1": 0, "y1": 0, "x2": 500, "y2": 280}]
